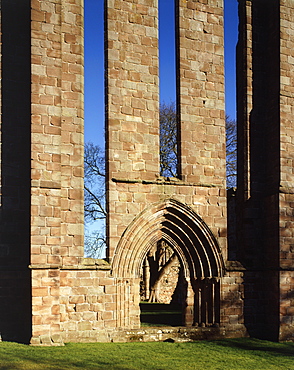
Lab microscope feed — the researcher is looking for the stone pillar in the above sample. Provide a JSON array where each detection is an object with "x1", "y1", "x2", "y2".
[
  {"x1": 237, "y1": 0, "x2": 294, "y2": 341},
  {"x1": 30, "y1": 0, "x2": 84, "y2": 342},
  {"x1": 0, "y1": 0, "x2": 32, "y2": 343},
  {"x1": 177, "y1": 0, "x2": 226, "y2": 188},
  {"x1": 105, "y1": 0, "x2": 159, "y2": 258},
  {"x1": 236, "y1": 0, "x2": 252, "y2": 201},
  {"x1": 185, "y1": 278, "x2": 194, "y2": 327},
  {"x1": 176, "y1": 0, "x2": 227, "y2": 261},
  {"x1": 31, "y1": 0, "x2": 84, "y2": 268},
  {"x1": 115, "y1": 278, "x2": 140, "y2": 329},
  {"x1": 279, "y1": 0, "x2": 294, "y2": 341}
]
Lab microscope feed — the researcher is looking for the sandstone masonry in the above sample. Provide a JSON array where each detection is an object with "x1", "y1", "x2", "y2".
[{"x1": 0, "y1": 0, "x2": 293, "y2": 344}]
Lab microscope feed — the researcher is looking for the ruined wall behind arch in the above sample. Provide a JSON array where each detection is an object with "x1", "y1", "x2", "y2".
[{"x1": 3, "y1": 0, "x2": 294, "y2": 344}]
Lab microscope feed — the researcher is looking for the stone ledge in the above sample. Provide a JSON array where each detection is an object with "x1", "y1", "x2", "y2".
[
  {"x1": 225, "y1": 261, "x2": 246, "y2": 271},
  {"x1": 112, "y1": 177, "x2": 217, "y2": 188},
  {"x1": 30, "y1": 325, "x2": 248, "y2": 345},
  {"x1": 31, "y1": 180, "x2": 61, "y2": 189},
  {"x1": 115, "y1": 325, "x2": 248, "y2": 343},
  {"x1": 279, "y1": 185, "x2": 294, "y2": 194},
  {"x1": 29, "y1": 259, "x2": 111, "y2": 271}
]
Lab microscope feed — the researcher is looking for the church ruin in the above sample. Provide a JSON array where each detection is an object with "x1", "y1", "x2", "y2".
[{"x1": 0, "y1": 0, "x2": 293, "y2": 344}]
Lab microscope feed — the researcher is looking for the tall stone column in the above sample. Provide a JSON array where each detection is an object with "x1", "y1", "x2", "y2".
[
  {"x1": 0, "y1": 0, "x2": 32, "y2": 343},
  {"x1": 237, "y1": 0, "x2": 294, "y2": 341},
  {"x1": 105, "y1": 0, "x2": 160, "y2": 258},
  {"x1": 30, "y1": 0, "x2": 84, "y2": 343},
  {"x1": 177, "y1": 0, "x2": 226, "y2": 189},
  {"x1": 176, "y1": 0, "x2": 227, "y2": 262},
  {"x1": 31, "y1": 0, "x2": 84, "y2": 268},
  {"x1": 279, "y1": 0, "x2": 294, "y2": 342}
]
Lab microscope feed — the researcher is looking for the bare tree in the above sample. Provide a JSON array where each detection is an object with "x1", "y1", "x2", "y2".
[
  {"x1": 84, "y1": 142, "x2": 106, "y2": 222},
  {"x1": 159, "y1": 103, "x2": 237, "y2": 187},
  {"x1": 226, "y1": 115, "x2": 237, "y2": 188},
  {"x1": 84, "y1": 142, "x2": 106, "y2": 258},
  {"x1": 160, "y1": 102, "x2": 178, "y2": 178},
  {"x1": 144, "y1": 241, "x2": 178, "y2": 303}
]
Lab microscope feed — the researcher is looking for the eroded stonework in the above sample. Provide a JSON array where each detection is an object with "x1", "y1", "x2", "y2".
[{"x1": 0, "y1": 0, "x2": 293, "y2": 344}]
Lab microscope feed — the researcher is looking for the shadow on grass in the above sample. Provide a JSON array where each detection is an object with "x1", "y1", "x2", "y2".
[
  {"x1": 0, "y1": 338, "x2": 293, "y2": 370},
  {"x1": 0, "y1": 343, "x2": 137, "y2": 370},
  {"x1": 213, "y1": 338, "x2": 294, "y2": 358}
]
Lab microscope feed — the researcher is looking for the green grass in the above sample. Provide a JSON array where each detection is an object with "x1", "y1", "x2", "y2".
[{"x1": 0, "y1": 339, "x2": 294, "y2": 370}]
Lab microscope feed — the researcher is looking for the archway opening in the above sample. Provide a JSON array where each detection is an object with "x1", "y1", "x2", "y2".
[
  {"x1": 112, "y1": 199, "x2": 224, "y2": 329},
  {"x1": 139, "y1": 240, "x2": 184, "y2": 327}
]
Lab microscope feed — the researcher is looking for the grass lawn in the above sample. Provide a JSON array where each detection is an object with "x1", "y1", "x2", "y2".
[{"x1": 0, "y1": 338, "x2": 293, "y2": 370}]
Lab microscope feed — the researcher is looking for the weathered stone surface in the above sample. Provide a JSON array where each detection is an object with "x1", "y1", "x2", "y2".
[
  {"x1": 0, "y1": 0, "x2": 293, "y2": 345},
  {"x1": 236, "y1": 0, "x2": 294, "y2": 341}
]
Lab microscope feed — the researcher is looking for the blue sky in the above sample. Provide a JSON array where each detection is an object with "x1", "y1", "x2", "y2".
[{"x1": 84, "y1": 0, "x2": 238, "y2": 148}]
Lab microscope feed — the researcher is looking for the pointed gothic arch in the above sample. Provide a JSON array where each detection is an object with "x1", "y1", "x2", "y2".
[
  {"x1": 112, "y1": 199, "x2": 225, "y2": 328},
  {"x1": 112, "y1": 198, "x2": 225, "y2": 280}
]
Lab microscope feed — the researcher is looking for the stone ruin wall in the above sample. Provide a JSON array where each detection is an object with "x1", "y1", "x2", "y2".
[
  {"x1": 105, "y1": 0, "x2": 245, "y2": 338},
  {"x1": 32, "y1": 0, "x2": 243, "y2": 344},
  {"x1": 29, "y1": 0, "x2": 119, "y2": 345},
  {"x1": 0, "y1": 0, "x2": 293, "y2": 344},
  {"x1": 106, "y1": 0, "x2": 228, "y2": 260}
]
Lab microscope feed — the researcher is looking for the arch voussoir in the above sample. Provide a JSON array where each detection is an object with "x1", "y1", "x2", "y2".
[{"x1": 112, "y1": 199, "x2": 225, "y2": 280}]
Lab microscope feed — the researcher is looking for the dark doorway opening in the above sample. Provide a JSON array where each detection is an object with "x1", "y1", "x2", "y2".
[
  {"x1": 140, "y1": 302, "x2": 182, "y2": 327},
  {"x1": 139, "y1": 240, "x2": 185, "y2": 327}
]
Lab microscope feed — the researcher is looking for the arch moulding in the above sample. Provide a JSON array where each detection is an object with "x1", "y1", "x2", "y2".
[{"x1": 111, "y1": 199, "x2": 225, "y2": 281}]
